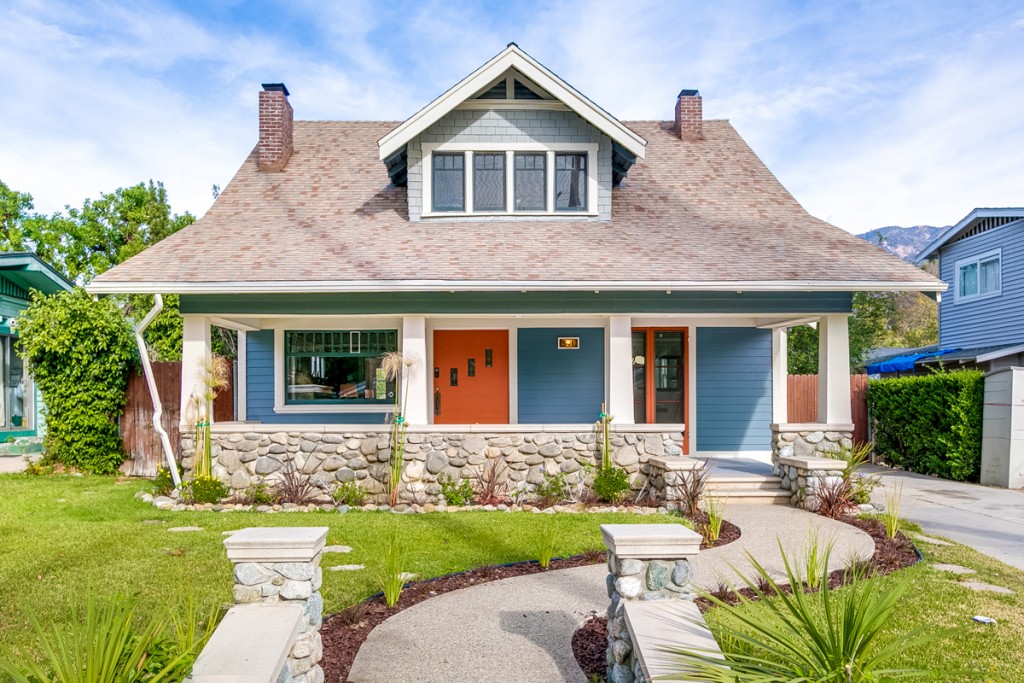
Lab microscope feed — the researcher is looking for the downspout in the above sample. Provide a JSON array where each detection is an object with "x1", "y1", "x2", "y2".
[{"x1": 134, "y1": 294, "x2": 181, "y2": 488}]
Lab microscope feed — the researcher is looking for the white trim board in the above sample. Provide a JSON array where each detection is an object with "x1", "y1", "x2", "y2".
[
  {"x1": 87, "y1": 279, "x2": 948, "y2": 295},
  {"x1": 378, "y1": 44, "x2": 646, "y2": 161}
]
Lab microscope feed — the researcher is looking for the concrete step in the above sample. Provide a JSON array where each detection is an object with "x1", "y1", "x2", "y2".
[
  {"x1": 707, "y1": 476, "x2": 782, "y2": 491},
  {"x1": 705, "y1": 489, "x2": 791, "y2": 505}
]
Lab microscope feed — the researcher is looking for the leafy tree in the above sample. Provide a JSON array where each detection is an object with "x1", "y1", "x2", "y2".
[{"x1": 18, "y1": 289, "x2": 137, "y2": 473}]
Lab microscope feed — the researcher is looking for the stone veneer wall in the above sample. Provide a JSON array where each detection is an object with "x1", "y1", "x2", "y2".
[
  {"x1": 182, "y1": 430, "x2": 684, "y2": 504},
  {"x1": 770, "y1": 426, "x2": 853, "y2": 475}
]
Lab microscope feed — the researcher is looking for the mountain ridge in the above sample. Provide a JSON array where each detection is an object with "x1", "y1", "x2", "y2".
[{"x1": 856, "y1": 225, "x2": 946, "y2": 262}]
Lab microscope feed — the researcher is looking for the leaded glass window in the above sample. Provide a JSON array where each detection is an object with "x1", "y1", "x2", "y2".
[
  {"x1": 432, "y1": 153, "x2": 464, "y2": 212},
  {"x1": 284, "y1": 330, "x2": 398, "y2": 404},
  {"x1": 555, "y1": 153, "x2": 586, "y2": 211},
  {"x1": 473, "y1": 153, "x2": 505, "y2": 211}
]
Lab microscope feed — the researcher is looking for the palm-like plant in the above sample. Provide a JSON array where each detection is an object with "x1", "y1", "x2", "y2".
[{"x1": 665, "y1": 543, "x2": 945, "y2": 682}]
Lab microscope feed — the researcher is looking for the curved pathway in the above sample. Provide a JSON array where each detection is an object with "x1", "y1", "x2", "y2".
[{"x1": 347, "y1": 505, "x2": 872, "y2": 683}]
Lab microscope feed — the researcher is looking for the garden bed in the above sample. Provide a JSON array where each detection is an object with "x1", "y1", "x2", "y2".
[
  {"x1": 571, "y1": 515, "x2": 919, "y2": 680},
  {"x1": 320, "y1": 518, "x2": 738, "y2": 682}
]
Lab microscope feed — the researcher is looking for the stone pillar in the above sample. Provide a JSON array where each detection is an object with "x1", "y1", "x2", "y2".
[
  {"x1": 224, "y1": 527, "x2": 328, "y2": 683},
  {"x1": 608, "y1": 316, "x2": 635, "y2": 424},
  {"x1": 776, "y1": 455, "x2": 847, "y2": 510},
  {"x1": 601, "y1": 524, "x2": 702, "y2": 683},
  {"x1": 646, "y1": 456, "x2": 703, "y2": 506},
  {"x1": 770, "y1": 423, "x2": 854, "y2": 477}
]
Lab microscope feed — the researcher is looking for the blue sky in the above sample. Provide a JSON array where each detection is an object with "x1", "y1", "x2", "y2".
[{"x1": 1, "y1": 0, "x2": 1021, "y2": 232}]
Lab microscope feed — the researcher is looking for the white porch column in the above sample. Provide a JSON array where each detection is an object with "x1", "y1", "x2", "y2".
[
  {"x1": 180, "y1": 316, "x2": 211, "y2": 426},
  {"x1": 817, "y1": 315, "x2": 852, "y2": 424},
  {"x1": 771, "y1": 327, "x2": 788, "y2": 423},
  {"x1": 608, "y1": 315, "x2": 634, "y2": 424},
  {"x1": 402, "y1": 316, "x2": 428, "y2": 425}
]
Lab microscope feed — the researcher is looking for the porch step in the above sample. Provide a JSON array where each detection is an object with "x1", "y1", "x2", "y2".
[
  {"x1": 706, "y1": 489, "x2": 791, "y2": 505},
  {"x1": 707, "y1": 475, "x2": 783, "y2": 492}
]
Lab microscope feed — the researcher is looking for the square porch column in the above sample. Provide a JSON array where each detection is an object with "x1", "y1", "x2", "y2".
[
  {"x1": 180, "y1": 315, "x2": 211, "y2": 426},
  {"x1": 402, "y1": 316, "x2": 428, "y2": 425},
  {"x1": 817, "y1": 315, "x2": 852, "y2": 424},
  {"x1": 771, "y1": 327, "x2": 788, "y2": 423},
  {"x1": 607, "y1": 315, "x2": 634, "y2": 424}
]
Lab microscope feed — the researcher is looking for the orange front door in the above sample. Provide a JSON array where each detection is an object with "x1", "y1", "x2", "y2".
[{"x1": 433, "y1": 330, "x2": 509, "y2": 424}]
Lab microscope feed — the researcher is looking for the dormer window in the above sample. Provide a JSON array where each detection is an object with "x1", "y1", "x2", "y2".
[{"x1": 422, "y1": 143, "x2": 598, "y2": 217}]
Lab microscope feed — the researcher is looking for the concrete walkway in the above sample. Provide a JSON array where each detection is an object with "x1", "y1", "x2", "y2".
[
  {"x1": 347, "y1": 505, "x2": 872, "y2": 683},
  {"x1": 866, "y1": 465, "x2": 1024, "y2": 570},
  {"x1": 0, "y1": 456, "x2": 28, "y2": 474}
]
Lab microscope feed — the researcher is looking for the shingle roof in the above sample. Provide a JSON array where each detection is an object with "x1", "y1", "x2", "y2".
[{"x1": 91, "y1": 119, "x2": 944, "y2": 293}]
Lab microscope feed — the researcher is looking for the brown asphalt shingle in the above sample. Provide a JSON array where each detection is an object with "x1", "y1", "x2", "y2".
[{"x1": 92, "y1": 119, "x2": 941, "y2": 290}]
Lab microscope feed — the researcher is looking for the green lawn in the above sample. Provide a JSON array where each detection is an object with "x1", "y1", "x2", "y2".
[
  {"x1": 0, "y1": 473, "x2": 667, "y2": 656},
  {"x1": 702, "y1": 523, "x2": 1024, "y2": 683}
]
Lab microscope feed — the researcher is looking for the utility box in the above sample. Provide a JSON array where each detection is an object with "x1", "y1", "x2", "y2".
[{"x1": 981, "y1": 366, "x2": 1024, "y2": 489}]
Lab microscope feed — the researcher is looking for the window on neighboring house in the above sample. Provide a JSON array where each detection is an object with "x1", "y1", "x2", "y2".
[
  {"x1": 555, "y1": 153, "x2": 586, "y2": 211},
  {"x1": 473, "y1": 153, "x2": 505, "y2": 211},
  {"x1": 514, "y1": 153, "x2": 546, "y2": 211},
  {"x1": 432, "y1": 153, "x2": 464, "y2": 212},
  {"x1": 956, "y1": 250, "x2": 1001, "y2": 301},
  {"x1": 285, "y1": 330, "x2": 398, "y2": 404}
]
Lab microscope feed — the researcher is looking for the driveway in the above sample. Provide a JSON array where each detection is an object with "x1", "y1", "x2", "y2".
[{"x1": 866, "y1": 465, "x2": 1024, "y2": 570}]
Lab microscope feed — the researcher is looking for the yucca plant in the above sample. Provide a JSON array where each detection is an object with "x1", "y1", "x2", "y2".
[
  {"x1": 802, "y1": 530, "x2": 835, "y2": 592},
  {"x1": 666, "y1": 544, "x2": 946, "y2": 682},
  {"x1": 0, "y1": 594, "x2": 194, "y2": 683},
  {"x1": 374, "y1": 529, "x2": 409, "y2": 608},
  {"x1": 382, "y1": 351, "x2": 418, "y2": 506}
]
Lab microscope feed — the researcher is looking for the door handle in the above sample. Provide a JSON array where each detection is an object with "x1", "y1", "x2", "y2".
[{"x1": 434, "y1": 388, "x2": 441, "y2": 416}]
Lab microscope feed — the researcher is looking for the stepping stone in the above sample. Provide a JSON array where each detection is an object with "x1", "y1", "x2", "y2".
[
  {"x1": 141, "y1": 520, "x2": 165, "y2": 525},
  {"x1": 912, "y1": 534, "x2": 953, "y2": 546},
  {"x1": 328, "y1": 565, "x2": 365, "y2": 572},
  {"x1": 324, "y1": 545, "x2": 352, "y2": 554},
  {"x1": 168, "y1": 526, "x2": 204, "y2": 533},
  {"x1": 82, "y1": 491, "x2": 97, "y2": 495},
  {"x1": 960, "y1": 581, "x2": 1015, "y2": 595},
  {"x1": 398, "y1": 572, "x2": 419, "y2": 582},
  {"x1": 932, "y1": 563, "x2": 975, "y2": 575},
  {"x1": 56, "y1": 498, "x2": 66, "y2": 503},
  {"x1": 221, "y1": 530, "x2": 241, "y2": 536}
]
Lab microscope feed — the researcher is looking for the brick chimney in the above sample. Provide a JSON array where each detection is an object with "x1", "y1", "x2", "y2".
[
  {"x1": 258, "y1": 83, "x2": 293, "y2": 171},
  {"x1": 674, "y1": 89, "x2": 703, "y2": 141}
]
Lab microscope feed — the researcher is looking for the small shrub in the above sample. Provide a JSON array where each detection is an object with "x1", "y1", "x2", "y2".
[
  {"x1": 439, "y1": 474, "x2": 474, "y2": 506},
  {"x1": 593, "y1": 465, "x2": 630, "y2": 503},
  {"x1": 533, "y1": 471, "x2": 570, "y2": 508},
  {"x1": 848, "y1": 472, "x2": 880, "y2": 504},
  {"x1": 703, "y1": 497, "x2": 726, "y2": 543},
  {"x1": 677, "y1": 460, "x2": 711, "y2": 519},
  {"x1": 336, "y1": 601, "x2": 370, "y2": 629},
  {"x1": 815, "y1": 476, "x2": 856, "y2": 520},
  {"x1": 537, "y1": 524, "x2": 558, "y2": 569},
  {"x1": 754, "y1": 575, "x2": 774, "y2": 595},
  {"x1": 225, "y1": 480, "x2": 277, "y2": 506},
  {"x1": 23, "y1": 459, "x2": 54, "y2": 476},
  {"x1": 334, "y1": 480, "x2": 367, "y2": 507},
  {"x1": 709, "y1": 580, "x2": 734, "y2": 602},
  {"x1": 152, "y1": 464, "x2": 182, "y2": 496},
  {"x1": 475, "y1": 459, "x2": 508, "y2": 505},
  {"x1": 275, "y1": 460, "x2": 320, "y2": 505},
  {"x1": 802, "y1": 531, "x2": 835, "y2": 592},
  {"x1": 186, "y1": 476, "x2": 228, "y2": 504},
  {"x1": 883, "y1": 484, "x2": 903, "y2": 539}
]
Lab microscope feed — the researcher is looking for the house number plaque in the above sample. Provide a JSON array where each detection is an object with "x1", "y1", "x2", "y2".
[{"x1": 557, "y1": 337, "x2": 580, "y2": 349}]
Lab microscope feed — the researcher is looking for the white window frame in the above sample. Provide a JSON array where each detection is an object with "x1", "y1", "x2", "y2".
[
  {"x1": 421, "y1": 142, "x2": 599, "y2": 218},
  {"x1": 954, "y1": 248, "x2": 1002, "y2": 303}
]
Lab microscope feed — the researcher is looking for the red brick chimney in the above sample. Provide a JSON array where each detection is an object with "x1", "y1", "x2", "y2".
[
  {"x1": 258, "y1": 83, "x2": 293, "y2": 171},
  {"x1": 674, "y1": 89, "x2": 703, "y2": 141}
]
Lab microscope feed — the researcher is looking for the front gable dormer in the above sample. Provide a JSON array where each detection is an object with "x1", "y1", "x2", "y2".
[{"x1": 379, "y1": 44, "x2": 646, "y2": 222}]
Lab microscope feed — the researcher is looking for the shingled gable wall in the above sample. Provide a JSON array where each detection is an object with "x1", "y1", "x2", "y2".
[{"x1": 405, "y1": 108, "x2": 613, "y2": 221}]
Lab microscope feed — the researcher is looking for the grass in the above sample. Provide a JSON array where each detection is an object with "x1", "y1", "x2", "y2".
[
  {"x1": 0, "y1": 473, "x2": 674, "y2": 659},
  {"x1": 703, "y1": 525, "x2": 1024, "y2": 682}
]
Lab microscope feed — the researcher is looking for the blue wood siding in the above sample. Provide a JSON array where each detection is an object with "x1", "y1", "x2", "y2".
[
  {"x1": 245, "y1": 330, "x2": 389, "y2": 425},
  {"x1": 938, "y1": 219, "x2": 1024, "y2": 348},
  {"x1": 696, "y1": 328, "x2": 772, "y2": 451},
  {"x1": 517, "y1": 328, "x2": 604, "y2": 423},
  {"x1": 182, "y1": 291, "x2": 853, "y2": 316}
]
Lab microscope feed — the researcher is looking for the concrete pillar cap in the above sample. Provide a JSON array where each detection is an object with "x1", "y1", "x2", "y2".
[
  {"x1": 601, "y1": 524, "x2": 701, "y2": 559},
  {"x1": 224, "y1": 527, "x2": 328, "y2": 563}
]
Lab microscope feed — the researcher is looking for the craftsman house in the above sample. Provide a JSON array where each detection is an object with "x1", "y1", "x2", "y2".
[{"x1": 89, "y1": 44, "x2": 943, "y2": 496}]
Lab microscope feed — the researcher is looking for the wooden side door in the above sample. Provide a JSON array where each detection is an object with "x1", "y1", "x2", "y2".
[{"x1": 432, "y1": 330, "x2": 509, "y2": 424}]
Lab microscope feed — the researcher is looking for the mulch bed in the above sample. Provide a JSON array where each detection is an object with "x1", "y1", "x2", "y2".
[
  {"x1": 320, "y1": 516, "x2": 738, "y2": 682},
  {"x1": 570, "y1": 515, "x2": 920, "y2": 681}
]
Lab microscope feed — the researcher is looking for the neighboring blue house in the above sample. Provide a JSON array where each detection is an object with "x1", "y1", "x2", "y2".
[
  {"x1": 0, "y1": 253, "x2": 73, "y2": 451},
  {"x1": 89, "y1": 45, "x2": 941, "y2": 495},
  {"x1": 902, "y1": 208, "x2": 1024, "y2": 372}
]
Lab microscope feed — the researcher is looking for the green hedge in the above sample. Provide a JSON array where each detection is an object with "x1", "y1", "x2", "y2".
[{"x1": 866, "y1": 371, "x2": 984, "y2": 481}]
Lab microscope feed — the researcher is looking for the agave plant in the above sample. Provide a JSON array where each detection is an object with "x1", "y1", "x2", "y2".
[{"x1": 665, "y1": 543, "x2": 946, "y2": 682}]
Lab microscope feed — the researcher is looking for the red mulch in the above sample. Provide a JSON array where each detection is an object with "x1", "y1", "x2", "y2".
[
  {"x1": 320, "y1": 516, "x2": 737, "y2": 682},
  {"x1": 570, "y1": 515, "x2": 920, "y2": 681}
]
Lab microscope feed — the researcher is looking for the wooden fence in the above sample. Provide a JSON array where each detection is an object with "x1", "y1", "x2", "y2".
[
  {"x1": 787, "y1": 374, "x2": 870, "y2": 444},
  {"x1": 120, "y1": 361, "x2": 234, "y2": 477}
]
